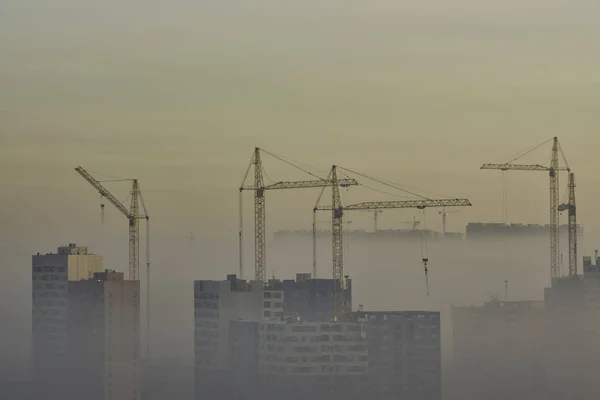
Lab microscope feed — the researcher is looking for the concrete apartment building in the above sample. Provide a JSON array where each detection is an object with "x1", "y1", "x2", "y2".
[
  {"x1": 361, "y1": 311, "x2": 441, "y2": 400},
  {"x1": 32, "y1": 244, "x2": 140, "y2": 400},
  {"x1": 451, "y1": 298, "x2": 545, "y2": 400},
  {"x1": 194, "y1": 275, "x2": 283, "y2": 399},
  {"x1": 228, "y1": 311, "x2": 441, "y2": 400},
  {"x1": 68, "y1": 270, "x2": 141, "y2": 400},
  {"x1": 229, "y1": 320, "x2": 369, "y2": 400},
  {"x1": 541, "y1": 254, "x2": 600, "y2": 399},
  {"x1": 195, "y1": 274, "x2": 441, "y2": 400},
  {"x1": 32, "y1": 243, "x2": 104, "y2": 400},
  {"x1": 451, "y1": 257, "x2": 600, "y2": 400}
]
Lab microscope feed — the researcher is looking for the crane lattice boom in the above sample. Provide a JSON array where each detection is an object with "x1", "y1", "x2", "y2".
[
  {"x1": 314, "y1": 174, "x2": 472, "y2": 320},
  {"x1": 76, "y1": 167, "x2": 131, "y2": 216},
  {"x1": 75, "y1": 166, "x2": 148, "y2": 281},
  {"x1": 481, "y1": 163, "x2": 569, "y2": 172},
  {"x1": 318, "y1": 198, "x2": 471, "y2": 211},
  {"x1": 241, "y1": 178, "x2": 357, "y2": 191},
  {"x1": 239, "y1": 148, "x2": 358, "y2": 283}
]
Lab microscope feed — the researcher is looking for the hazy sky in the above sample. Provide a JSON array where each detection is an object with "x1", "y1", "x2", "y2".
[
  {"x1": 2, "y1": 0, "x2": 600, "y2": 375},
  {"x1": 2, "y1": 0, "x2": 600, "y2": 240}
]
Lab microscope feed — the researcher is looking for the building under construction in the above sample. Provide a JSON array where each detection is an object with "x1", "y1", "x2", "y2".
[
  {"x1": 466, "y1": 222, "x2": 581, "y2": 239},
  {"x1": 193, "y1": 274, "x2": 441, "y2": 400},
  {"x1": 451, "y1": 253, "x2": 600, "y2": 400}
]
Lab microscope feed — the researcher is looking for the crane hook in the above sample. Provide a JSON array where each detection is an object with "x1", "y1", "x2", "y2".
[
  {"x1": 100, "y1": 195, "x2": 105, "y2": 224},
  {"x1": 422, "y1": 257, "x2": 429, "y2": 296}
]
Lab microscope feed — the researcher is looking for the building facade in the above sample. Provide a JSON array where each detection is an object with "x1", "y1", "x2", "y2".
[
  {"x1": 32, "y1": 244, "x2": 140, "y2": 400},
  {"x1": 194, "y1": 275, "x2": 282, "y2": 399},
  {"x1": 361, "y1": 311, "x2": 441, "y2": 400},
  {"x1": 541, "y1": 254, "x2": 600, "y2": 399},
  {"x1": 32, "y1": 244, "x2": 104, "y2": 400},
  {"x1": 451, "y1": 298, "x2": 545, "y2": 400},
  {"x1": 282, "y1": 273, "x2": 352, "y2": 322},
  {"x1": 229, "y1": 320, "x2": 369, "y2": 400},
  {"x1": 68, "y1": 270, "x2": 141, "y2": 400}
]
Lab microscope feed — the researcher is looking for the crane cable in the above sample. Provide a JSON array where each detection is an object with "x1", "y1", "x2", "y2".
[
  {"x1": 337, "y1": 166, "x2": 430, "y2": 200},
  {"x1": 420, "y1": 209, "x2": 430, "y2": 296},
  {"x1": 100, "y1": 195, "x2": 105, "y2": 223}
]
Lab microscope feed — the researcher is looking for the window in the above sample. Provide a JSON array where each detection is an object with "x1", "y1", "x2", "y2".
[
  {"x1": 347, "y1": 366, "x2": 367, "y2": 373},
  {"x1": 294, "y1": 346, "x2": 316, "y2": 353},
  {"x1": 291, "y1": 325, "x2": 317, "y2": 333},
  {"x1": 264, "y1": 311, "x2": 271, "y2": 318},
  {"x1": 321, "y1": 324, "x2": 342, "y2": 332},
  {"x1": 263, "y1": 301, "x2": 271, "y2": 308},
  {"x1": 292, "y1": 366, "x2": 312, "y2": 373},
  {"x1": 264, "y1": 292, "x2": 271, "y2": 299}
]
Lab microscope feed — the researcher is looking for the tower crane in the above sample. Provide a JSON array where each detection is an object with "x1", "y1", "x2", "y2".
[
  {"x1": 558, "y1": 172, "x2": 577, "y2": 277},
  {"x1": 373, "y1": 210, "x2": 383, "y2": 232},
  {"x1": 314, "y1": 165, "x2": 472, "y2": 320},
  {"x1": 239, "y1": 148, "x2": 358, "y2": 282},
  {"x1": 481, "y1": 137, "x2": 569, "y2": 279},
  {"x1": 439, "y1": 208, "x2": 460, "y2": 236},
  {"x1": 398, "y1": 216, "x2": 421, "y2": 231},
  {"x1": 75, "y1": 166, "x2": 149, "y2": 280},
  {"x1": 354, "y1": 209, "x2": 383, "y2": 232},
  {"x1": 75, "y1": 166, "x2": 151, "y2": 356}
]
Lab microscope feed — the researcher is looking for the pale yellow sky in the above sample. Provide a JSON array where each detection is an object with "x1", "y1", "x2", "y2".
[
  {"x1": 1, "y1": 0, "x2": 600, "y2": 240},
  {"x1": 2, "y1": 0, "x2": 600, "y2": 370}
]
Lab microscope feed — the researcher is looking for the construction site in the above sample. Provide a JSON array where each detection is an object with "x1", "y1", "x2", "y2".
[
  {"x1": 191, "y1": 137, "x2": 591, "y2": 400},
  {"x1": 23, "y1": 137, "x2": 599, "y2": 400}
]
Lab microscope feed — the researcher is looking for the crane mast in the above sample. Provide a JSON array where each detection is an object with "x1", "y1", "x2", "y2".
[
  {"x1": 254, "y1": 148, "x2": 267, "y2": 283},
  {"x1": 559, "y1": 172, "x2": 577, "y2": 277},
  {"x1": 331, "y1": 166, "x2": 344, "y2": 320},
  {"x1": 130, "y1": 180, "x2": 141, "y2": 281},
  {"x1": 316, "y1": 196, "x2": 472, "y2": 320},
  {"x1": 239, "y1": 149, "x2": 358, "y2": 283},
  {"x1": 549, "y1": 137, "x2": 560, "y2": 279}
]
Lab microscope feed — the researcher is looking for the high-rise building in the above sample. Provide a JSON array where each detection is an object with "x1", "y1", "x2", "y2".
[
  {"x1": 68, "y1": 270, "x2": 141, "y2": 400},
  {"x1": 228, "y1": 311, "x2": 441, "y2": 400},
  {"x1": 194, "y1": 275, "x2": 283, "y2": 399},
  {"x1": 32, "y1": 244, "x2": 140, "y2": 400},
  {"x1": 195, "y1": 274, "x2": 439, "y2": 400},
  {"x1": 451, "y1": 298, "x2": 545, "y2": 400},
  {"x1": 32, "y1": 243, "x2": 104, "y2": 400},
  {"x1": 359, "y1": 311, "x2": 441, "y2": 400},
  {"x1": 541, "y1": 254, "x2": 600, "y2": 399}
]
